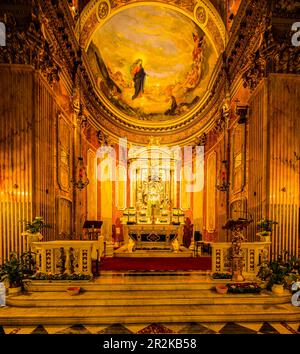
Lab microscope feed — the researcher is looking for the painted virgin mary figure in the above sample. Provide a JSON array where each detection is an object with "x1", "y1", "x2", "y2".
[{"x1": 131, "y1": 59, "x2": 146, "y2": 100}]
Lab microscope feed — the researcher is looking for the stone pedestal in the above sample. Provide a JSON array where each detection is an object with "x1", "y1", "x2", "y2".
[{"x1": 21, "y1": 232, "x2": 43, "y2": 251}]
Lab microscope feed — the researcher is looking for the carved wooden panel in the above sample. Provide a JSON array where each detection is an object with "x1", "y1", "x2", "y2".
[
  {"x1": 57, "y1": 197, "x2": 72, "y2": 236},
  {"x1": 231, "y1": 124, "x2": 246, "y2": 193},
  {"x1": 57, "y1": 114, "x2": 72, "y2": 192},
  {"x1": 230, "y1": 199, "x2": 247, "y2": 219}
]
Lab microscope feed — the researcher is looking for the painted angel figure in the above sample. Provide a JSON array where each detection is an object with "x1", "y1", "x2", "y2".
[{"x1": 131, "y1": 59, "x2": 146, "y2": 100}]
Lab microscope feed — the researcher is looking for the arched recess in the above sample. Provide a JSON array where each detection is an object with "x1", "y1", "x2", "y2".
[{"x1": 76, "y1": 0, "x2": 226, "y2": 55}]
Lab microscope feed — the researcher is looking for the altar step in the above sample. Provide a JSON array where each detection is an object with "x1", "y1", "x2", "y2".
[
  {"x1": 25, "y1": 275, "x2": 225, "y2": 292},
  {"x1": 1, "y1": 273, "x2": 299, "y2": 325},
  {"x1": 1, "y1": 302, "x2": 299, "y2": 325},
  {"x1": 114, "y1": 246, "x2": 193, "y2": 258},
  {"x1": 7, "y1": 289, "x2": 292, "y2": 307}
]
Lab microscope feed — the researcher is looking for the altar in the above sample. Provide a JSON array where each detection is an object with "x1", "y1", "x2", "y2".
[
  {"x1": 114, "y1": 147, "x2": 193, "y2": 257},
  {"x1": 123, "y1": 223, "x2": 184, "y2": 252}
]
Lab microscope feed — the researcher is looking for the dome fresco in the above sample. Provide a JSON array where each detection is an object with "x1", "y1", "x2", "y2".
[{"x1": 87, "y1": 5, "x2": 218, "y2": 122}]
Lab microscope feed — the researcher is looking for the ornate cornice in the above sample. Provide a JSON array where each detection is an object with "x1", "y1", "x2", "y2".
[
  {"x1": 0, "y1": 5, "x2": 60, "y2": 87},
  {"x1": 224, "y1": 0, "x2": 300, "y2": 92}
]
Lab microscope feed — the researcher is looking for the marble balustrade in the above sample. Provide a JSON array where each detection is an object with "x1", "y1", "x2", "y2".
[
  {"x1": 211, "y1": 242, "x2": 271, "y2": 276},
  {"x1": 31, "y1": 238, "x2": 105, "y2": 275}
]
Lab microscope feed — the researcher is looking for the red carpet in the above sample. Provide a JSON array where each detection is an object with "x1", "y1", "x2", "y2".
[{"x1": 99, "y1": 257, "x2": 212, "y2": 271}]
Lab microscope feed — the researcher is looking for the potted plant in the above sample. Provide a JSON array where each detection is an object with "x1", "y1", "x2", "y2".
[
  {"x1": 256, "y1": 218, "x2": 278, "y2": 242},
  {"x1": 21, "y1": 216, "x2": 51, "y2": 247},
  {"x1": 257, "y1": 255, "x2": 297, "y2": 294},
  {"x1": 0, "y1": 253, "x2": 25, "y2": 294}
]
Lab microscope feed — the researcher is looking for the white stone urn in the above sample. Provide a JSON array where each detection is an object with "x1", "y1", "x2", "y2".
[
  {"x1": 257, "y1": 232, "x2": 271, "y2": 243},
  {"x1": 21, "y1": 232, "x2": 43, "y2": 250},
  {"x1": 271, "y1": 284, "x2": 284, "y2": 294}
]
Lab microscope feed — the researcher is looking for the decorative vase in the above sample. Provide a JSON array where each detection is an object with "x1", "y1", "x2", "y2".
[
  {"x1": 257, "y1": 232, "x2": 271, "y2": 243},
  {"x1": 260, "y1": 235, "x2": 271, "y2": 243},
  {"x1": 21, "y1": 232, "x2": 43, "y2": 250},
  {"x1": 271, "y1": 284, "x2": 284, "y2": 294},
  {"x1": 8, "y1": 286, "x2": 22, "y2": 295}
]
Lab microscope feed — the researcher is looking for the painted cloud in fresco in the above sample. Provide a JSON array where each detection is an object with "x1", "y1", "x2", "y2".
[{"x1": 87, "y1": 5, "x2": 217, "y2": 121}]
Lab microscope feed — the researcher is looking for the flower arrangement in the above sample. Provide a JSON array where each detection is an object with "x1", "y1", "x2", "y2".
[
  {"x1": 30, "y1": 272, "x2": 91, "y2": 281},
  {"x1": 257, "y1": 255, "x2": 300, "y2": 290},
  {"x1": 226, "y1": 282, "x2": 261, "y2": 294},
  {"x1": 257, "y1": 218, "x2": 278, "y2": 235},
  {"x1": 22, "y1": 216, "x2": 51, "y2": 234},
  {"x1": 0, "y1": 253, "x2": 25, "y2": 289},
  {"x1": 212, "y1": 272, "x2": 232, "y2": 279}
]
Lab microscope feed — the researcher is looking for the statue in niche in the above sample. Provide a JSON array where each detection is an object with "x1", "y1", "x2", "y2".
[{"x1": 140, "y1": 175, "x2": 166, "y2": 218}]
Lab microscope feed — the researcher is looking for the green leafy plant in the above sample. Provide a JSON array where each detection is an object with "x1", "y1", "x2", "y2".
[
  {"x1": 257, "y1": 218, "x2": 278, "y2": 232},
  {"x1": 30, "y1": 272, "x2": 91, "y2": 281},
  {"x1": 257, "y1": 255, "x2": 300, "y2": 290},
  {"x1": 21, "y1": 216, "x2": 51, "y2": 234},
  {"x1": 212, "y1": 272, "x2": 232, "y2": 279},
  {"x1": 20, "y1": 251, "x2": 37, "y2": 276},
  {"x1": 0, "y1": 253, "x2": 25, "y2": 288}
]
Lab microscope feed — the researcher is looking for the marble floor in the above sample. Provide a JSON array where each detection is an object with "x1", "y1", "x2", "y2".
[{"x1": 0, "y1": 321, "x2": 299, "y2": 334}]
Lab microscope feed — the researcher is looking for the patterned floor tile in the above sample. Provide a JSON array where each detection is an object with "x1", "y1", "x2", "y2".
[
  {"x1": 1, "y1": 322, "x2": 300, "y2": 335},
  {"x1": 219, "y1": 322, "x2": 257, "y2": 334},
  {"x1": 31, "y1": 325, "x2": 48, "y2": 334},
  {"x1": 123, "y1": 324, "x2": 152, "y2": 334},
  {"x1": 236, "y1": 322, "x2": 263, "y2": 332},
  {"x1": 3, "y1": 327, "x2": 22, "y2": 335},
  {"x1": 44, "y1": 326, "x2": 73, "y2": 334},
  {"x1": 8, "y1": 327, "x2": 36, "y2": 334},
  {"x1": 161, "y1": 323, "x2": 189, "y2": 333},
  {"x1": 137, "y1": 323, "x2": 174, "y2": 334},
  {"x1": 270, "y1": 323, "x2": 296, "y2": 334},
  {"x1": 98, "y1": 324, "x2": 133, "y2": 334},
  {"x1": 56, "y1": 324, "x2": 91, "y2": 334},
  {"x1": 84, "y1": 325, "x2": 109, "y2": 334},
  {"x1": 202, "y1": 323, "x2": 228, "y2": 333},
  {"x1": 258, "y1": 322, "x2": 280, "y2": 334},
  {"x1": 281, "y1": 322, "x2": 300, "y2": 334},
  {"x1": 178, "y1": 323, "x2": 216, "y2": 334}
]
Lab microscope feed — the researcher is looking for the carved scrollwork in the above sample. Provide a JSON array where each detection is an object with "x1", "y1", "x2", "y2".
[
  {"x1": 243, "y1": 36, "x2": 300, "y2": 90},
  {"x1": 97, "y1": 129, "x2": 109, "y2": 146},
  {"x1": 213, "y1": 113, "x2": 226, "y2": 135},
  {"x1": 194, "y1": 133, "x2": 207, "y2": 146},
  {"x1": 241, "y1": 1, "x2": 300, "y2": 91},
  {"x1": 272, "y1": 0, "x2": 300, "y2": 17},
  {"x1": 0, "y1": 11, "x2": 60, "y2": 86}
]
